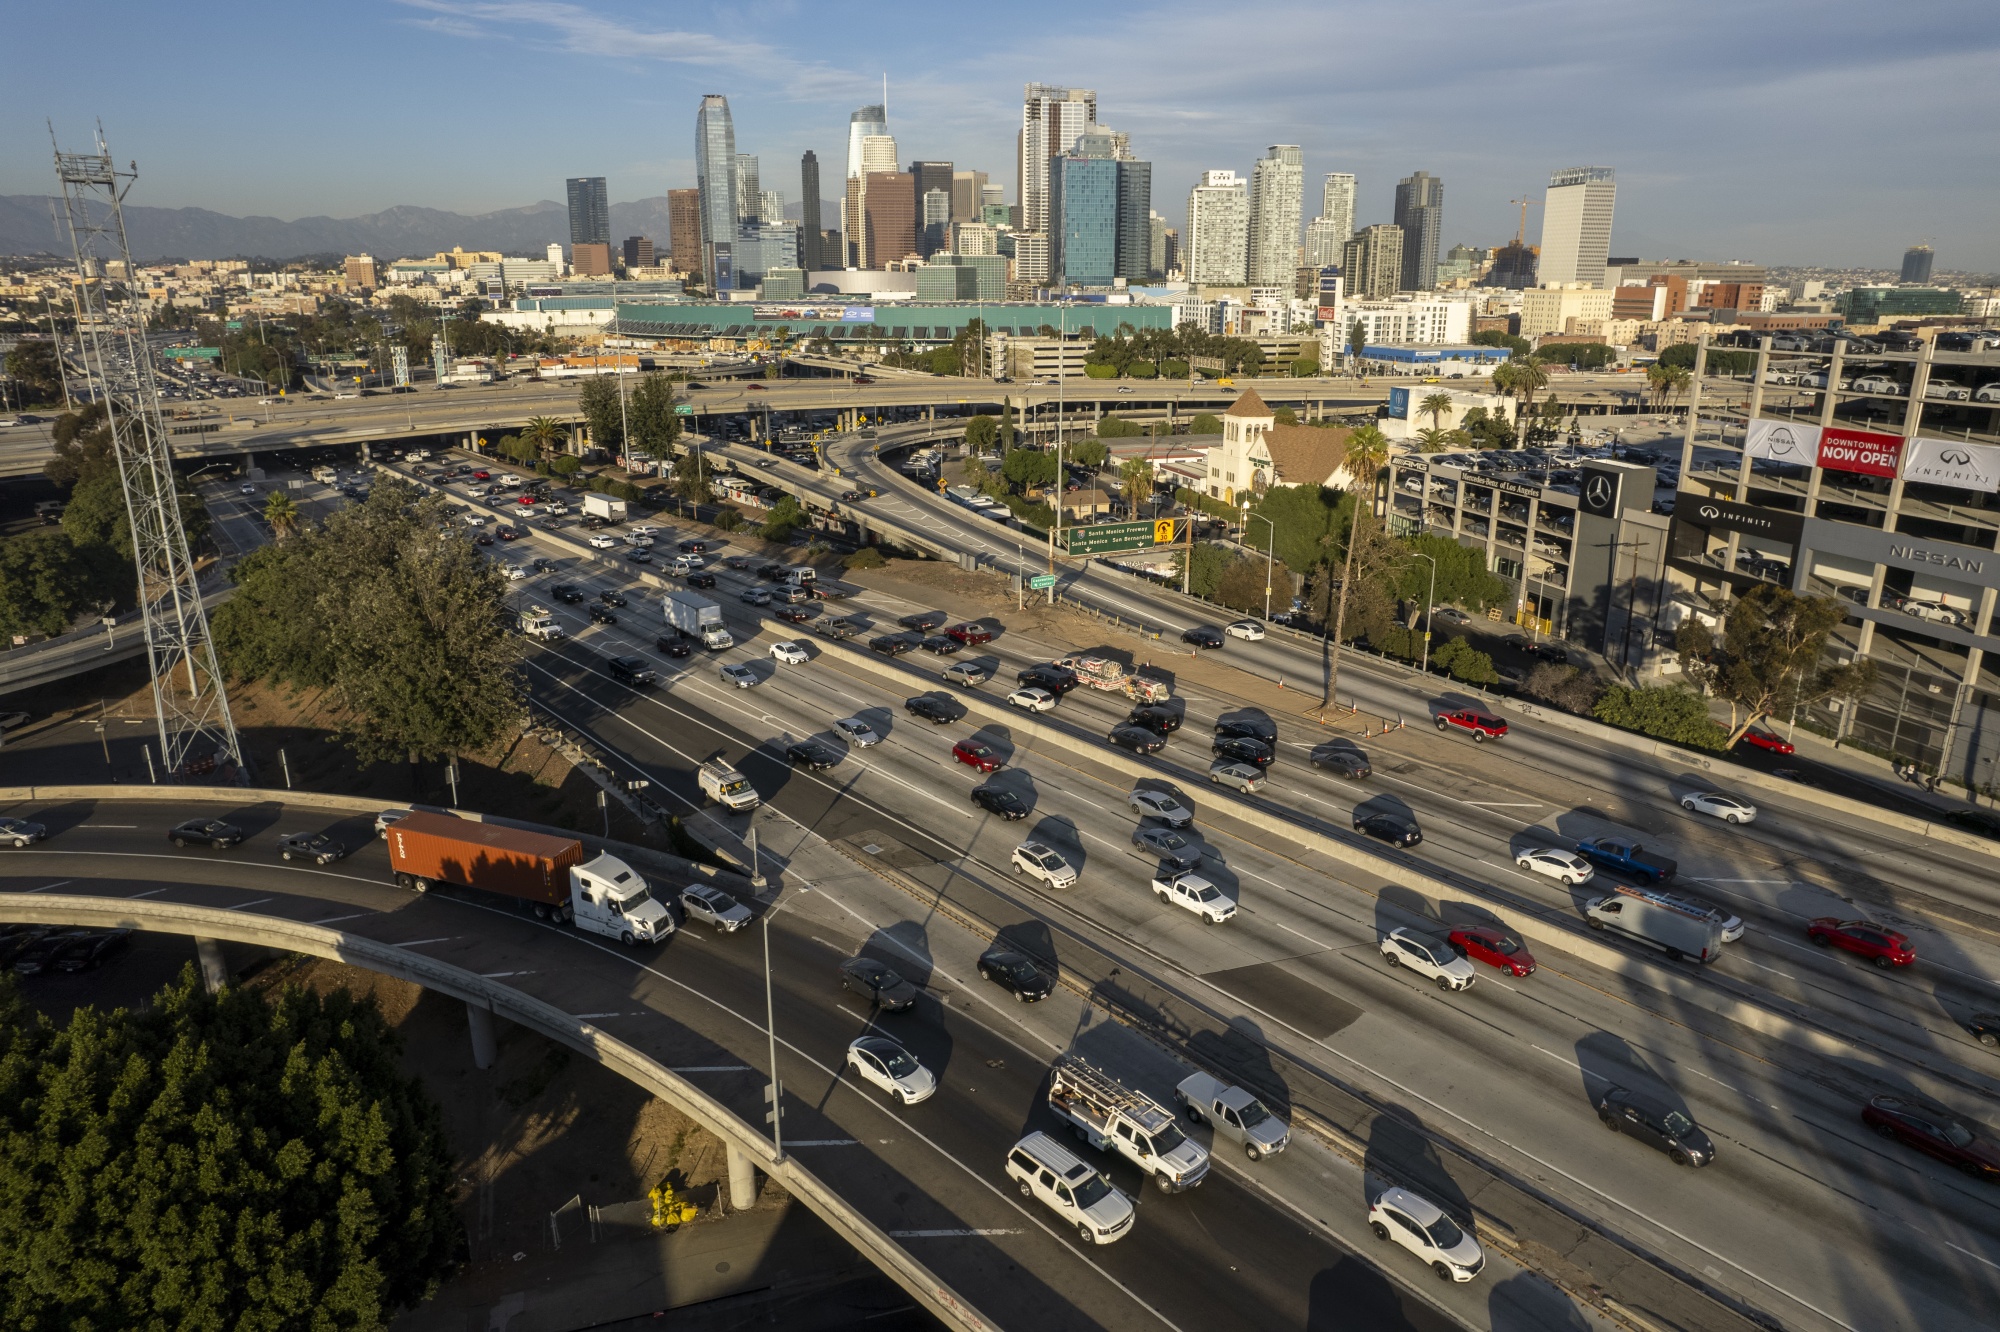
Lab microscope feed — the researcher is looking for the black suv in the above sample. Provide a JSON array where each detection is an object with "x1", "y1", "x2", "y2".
[
  {"x1": 588, "y1": 605, "x2": 618, "y2": 625},
  {"x1": 552, "y1": 583, "x2": 584, "y2": 604},
  {"x1": 1127, "y1": 705, "x2": 1181, "y2": 735},
  {"x1": 971, "y1": 785, "x2": 1028, "y2": 819},
  {"x1": 1016, "y1": 663, "x2": 1079, "y2": 696},
  {"x1": 1212, "y1": 736, "x2": 1274, "y2": 768},
  {"x1": 837, "y1": 956, "x2": 918, "y2": 1010},
  {"x1": 870, "y1": 633, "x2": 919, "y2": 656},
  {"x1": 904, "y1": 694, "x2": 959, "y2": 724},
  {"x1": 1596, "y1": 1086, "x2": 1715, "y2": 1167},
  {"x1": 599, "y1": 589, "x2": 627, "y2": 608},
  {"x1": 1214, "y1": 716, "x2": 1277, "y2": 743},
  {"x1": 607, "y1": 656, "x2": 658, "y2": 687},
  {"x1": 278, "y1": 831, "x2": 347, "y2": 864}
]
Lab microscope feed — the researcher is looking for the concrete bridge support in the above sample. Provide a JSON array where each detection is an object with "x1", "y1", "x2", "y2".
[
  {"x1": 195, "y1": 936, "x2": 229, "y2": 992},
  {"x1": 726, "y1": 1141, "x2": 759, "y2": 1211},
  {"x1": 466, "y1": 1000, "x2": 499, "y2": 1070}
]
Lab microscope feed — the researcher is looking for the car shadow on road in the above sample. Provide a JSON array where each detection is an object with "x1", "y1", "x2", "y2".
[
  {"x1": 1573, "y1": 1031, "x2": 1691, "y2": 1129},
  {"x1": 1486, "y1": 1273, "x2": 1592, "y2": 1332},
  {"x1": 1306, "y1": 1255, "x2": 1454, "y2": 1332},
  {"x1": 988, "y1": 918, "x2": 1059, "y2": 988},
  {"x1": 1363, "y1": 1103, "x2": 1473, "y2": 1223},
  {"x1": 212, "y1": 799, "x2": 288, "y2": 840},
  {"x1": 1025, "y1": 813, "x2": 1084, "y2": 878},
  {"x1": 1374, "y1": 883, "x2": 1444, "y2": 943}
]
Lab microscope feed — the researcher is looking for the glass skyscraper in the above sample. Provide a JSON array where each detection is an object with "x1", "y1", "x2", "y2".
[
  {"x1": 695, "y1": 95, "x2": 738, "y2": 290},
  {"x1": 566, "y1": 177, "x2": 609, "y2": 250},
  {"x1": 1051, "y1": 155, "x2": 1119, "y2": 286},
  {"x1": 1393, "y1": 170, "x2": 1444, "y2": 292}
]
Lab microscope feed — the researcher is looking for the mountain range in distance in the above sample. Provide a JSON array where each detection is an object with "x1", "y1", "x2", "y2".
[{"x1": 0, "y1": 194, "x2": 844, "y2": 264}]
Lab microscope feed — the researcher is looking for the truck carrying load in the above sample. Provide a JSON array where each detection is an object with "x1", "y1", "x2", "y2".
[
  {"x1": 518, "y1": 604, "x2": 563, "y2": 640},
  {"x1": 1048, "y1": 1055, "x2": 1210, "y2": 1193},
  {"x1": 698, "y1": 760, "x2": 760, "y2": 812},
  {"x1": 664, "y1": 590, "x2": 733, "y2": 650},
  {"x1": 1585, "y1": 884, "x2": 1723, "y2": 963},
  {"x1": 812, "y1": 614, "x2": 865, "y2": 640},
  {"x1": 1056, "y1": 654, "x2": 1172, "y2": 704},
  {"x1": 583, "y1": 493, "x2": 627, "y2": 523}
]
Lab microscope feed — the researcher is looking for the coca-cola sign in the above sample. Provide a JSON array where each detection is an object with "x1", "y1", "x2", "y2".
[{"x1": 1817, "y1": 427, "x2": 1903, "y2": 478}]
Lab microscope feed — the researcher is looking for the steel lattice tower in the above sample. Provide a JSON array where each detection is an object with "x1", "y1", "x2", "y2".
[{"x1": 51, "y1": 125, "x2": 242, "y2": 781}]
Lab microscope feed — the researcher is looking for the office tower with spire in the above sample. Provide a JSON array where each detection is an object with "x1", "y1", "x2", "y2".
[
  {"x1": 695, "y1": 95, "x2": 738, "y2": 289},
  {"x1": 841, "y1": 104, "x2": 887, "y2": 267},
  {"x1": 799, "y1": 152, "x2": 823, "y2": 270},
  {"x1": 1247, "y1": 145, "x2": 1304, "y2": 285},
  {"x1": 1392, "y1": 170, "x2": 1443, "y2": 290},
  {"x1": 845, "y1": 132, "x2": 898, "y2": 267},
  {"x1": 1538, "y1": 166, "x2": 1616, "y2": 288},
  {"x1": 1186, "y1": 170, "x2": 1248, "y2": 286}
]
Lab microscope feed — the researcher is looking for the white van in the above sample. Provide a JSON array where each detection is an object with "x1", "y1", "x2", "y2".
[{"x1": 1004, "y1": 1132, "x2": 1135, "y2": 1246}]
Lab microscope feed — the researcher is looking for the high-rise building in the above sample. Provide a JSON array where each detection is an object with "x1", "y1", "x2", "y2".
[
  {"x1": 799, "y1": 152, "x2": 824, "y2": 271},
  {"x1": 864, "y1": 170, "x2": 916, "y2": 270},
  {"x1": 845, "y1": 133, "x2": 898, "y2": 267},
  {"x1": 667, "y1": 189, "x2": 702, "y2": 276},
  {"x1": 842, "y1": 104, "x2": 887, "y2": 268},
  {"x1": 695, "y1": 95, "x2": 738, "y2": 289},
  {"x1": 1149, "y1": 213, "x2": 1168, "y2": 276},
  {"x1": 571, "y1": 242, "x2": 613, "y2": 277},
  {"x1": 734, "y1": 154, "x2": 761, "y2": 226},
  {"x1": 910, "y1": 161, "x2": 954, "y2": 255},
  {"x1": 546, "y1": 242, "x2": 565, "y2": 273},
  {"x1": 1185, "y1": 170, "x2": 1248, "y2": 286},
  {"x1": 1051, "y1": 153, "x2": 1118, "y2": 286},
  {"x1": 343, "y1": 254, "x2": 377, "y2": 289},
  {"x1": 1392, "y1": 171, "x2": 1443, "y2": 291},
  {"x1": 1020, "y1": 84, "x2": 1097, "y2": 236},
  {"x1": 952, "y1": 222, "x2": 998, "y2": 256},
  {"x1": 1304, "y1": 217, "x2": 1346, "y2": 268},
  {"x1": 1247, "y1": 145, "x2": 1304, "y2": 286},
  {"x1": 1115, "y1": 159, "x2": 1150, "y2": 284},
  {"x1": 951, "y1": 170, "x2": 988, "y2": 223},
  {"x1": 621, "y1": 236, "x2": 654, "y2": 270},
  {"x1": 759, "y1": 190, "x2": 784, "y2": 225},
  {"x1": 566, "y1": 177, "x2": 609, "y2": 251},
  {"x1": 1487, "y1": 241, "x2": 1539, "y2": 290},
  {"x1": 846, "y1": 104, "x2": 887, "y2": 182},
  {"x1": 1901, "y1": 244, "x2": 1935, "y2": 284},
  {"x1": 1319, "y1": 173, "x2": 1356, "y2": 248},
  {"x1": 1538, "y1": 166, "x2": 1616, "y2": 288},
  {"x1": 1343, "y1": 224, "x2": 1404, "y2": 299},
  {"x1": 922, "y1": 189, "x2": 952, "y2": 257}
]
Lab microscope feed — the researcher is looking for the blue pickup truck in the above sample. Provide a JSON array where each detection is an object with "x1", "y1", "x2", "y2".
[{"x1": 1575, "y1": 837, "x2": 1678, "y2": 885}]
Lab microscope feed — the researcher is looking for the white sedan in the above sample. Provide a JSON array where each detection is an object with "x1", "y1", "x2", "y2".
[
  {"x1": 1007, "y1": 686, "x2": 1057, "y2": 713},
  {"x1": 1513, "y1": 848, "x2": 1595, "y2": 885},
  {"x1": 846, "y1": 1035, "x2": 938, "y2": 1105},
  {"x1": 1225, "y1": 619, "x2": 1266, "y2": 641},
  {"x1": 588, "y1": 534, "x2": 618, "y2": 549},
  {"x1": 770, "y1": 641, "x2": 809, "y2": 665},
  {"x1": 1680, "y1": 790, "x2": 1758, "y2": 824},
  {"x1": 1368, "y1": 1186, "x2": 1486, "y2": 1282},
  {"x1": 835, "y1": 717, "x2": 881, "y2": 747},
  {"x1": 504, "y1": 565, "x2": 528, "y2": 580},
  {"x1": 1128, "y1": 789, "x2": 1193, "y2": 827},
  {"x1": 1380, "y1": 928, "x2": 1477, "y2": 992}
]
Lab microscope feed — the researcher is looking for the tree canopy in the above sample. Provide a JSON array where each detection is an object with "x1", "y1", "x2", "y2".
[
  {"x1": 0, "y1": 967, "x2": 461, "y2": 1329},
  {"x1": 1675, "y1": 586, "x2": 1872, "y2": 746}
]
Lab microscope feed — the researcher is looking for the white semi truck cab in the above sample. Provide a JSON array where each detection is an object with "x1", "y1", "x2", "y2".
[
  {"x1": 567, "y1": 852, "x2": 673, "y2": 944},
  {"x1": 1048, "y1": 1055, "x2": 1210, "y2": 1193}
]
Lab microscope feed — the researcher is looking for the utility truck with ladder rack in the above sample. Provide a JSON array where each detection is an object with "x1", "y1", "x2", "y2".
[{"x1": 1047, "y1": 1055, "x2": 1210, "y2": 1193}]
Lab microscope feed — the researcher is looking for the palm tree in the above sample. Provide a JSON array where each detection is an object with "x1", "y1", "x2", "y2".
[
  {"x1": 1662, "y1": 364, "x2": 1691, "y2": 415},
  {"x1": 1119, "y1": 458, "x2": 1154, "y2": 513},
  {"x1": 1415, "y1": 426, "x2": 1452, "y2": 453},
  {"x1": 521, "y1": 415, "x2": 568, "y2": 460},
  {"x1": 263, "y1": 489, "x2": 299, "y2": 539},
  {"x1": 1419, "y1": 392, "x2": 1454, "y2": 432},
  {"x1": 1320, "y1": 424, "x2": 1389, "y2": 711}
]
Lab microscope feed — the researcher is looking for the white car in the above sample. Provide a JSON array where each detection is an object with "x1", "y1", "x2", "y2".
[
  {"x1": 679, "y1": 885, "x2": 752, "y2": 931},
  {"x1": 1208, "y1": 760, "x2": 1265, "y2": 793},
  {"x1": 1007, "y1": 686, "x2": 1057, "y2": 713},
  {"x1": 1513, "y1": 848, "x2": 1595, "y2": 885},
  {"x1": 1902, "y1": 600, "x2": 1963, "y2": 626},
  {"x1": 462, "y1": 514, "x2": 487, "y2": 527},
  {"x1": 770, "y1": 641, "x2": 809, "y2": 665},
  {"x1": 1380, "y1": 928, "x2": 1477, "y2": 992},
  {"x1": 1225, "y1": 620, "x2": 1265, "y2": 641},
  {"x1": 1431, "y1": 606, "x2": 1471, "y2": 626},
  {"x1": 504, "y1": 565, "x2": 528, "y2": 581},
  {"x1": 1680, "y1": 791, "x2": 1758, "y2": 825},
  {"x1": 498, "y1": 473, "x2": 522, "y2": 485},
  {"x1": 239, "y1": 483, "x2": 256, "y2": 495},
  {"x1": 629, "y1": 524, "x2": 661, "y2": 539},
  {"x1": 1368, "y1": 1186, "x2": 1486, "y2": 1282},
  {"x1": 588, "y1": 534, "x2": 617, "y2": 549},
  {"x1": 942, "y1": 662, "x2": 990, "y2": 687},
  {"x1": 845, "y1": 1035, "x2": 937, "y2": 1105},
  {"x1": 374, "y1": 808, "x2": 414, "y2": 838},
  {"x1": 1117, "y1": 385, "x2": 1134, "y2": 394},
  {"x1": 1128, "y1": 789, "x2": 1193, "y2": 827},
  {"x1": 1848, "y1": 375, "x2": 1901, "y2": 395},
  {"x1": 1153, "y1": 870, "x2": 1234, "y2": 923},
  {"x1": 719, "y1": 663, "x2": 759, "y2": 688},
  {"x1": 544, "y1": 500, "x2": 569, "y2": 515},
  {"x1": 1005, "y1": 1132, "x2": 1135, "y2": 1246},
  {"x1": 623, "y1": 532, "x2": 654, "y2": 547},
  {"x1": 835, "y1": 717, "x2": 881, "y2": 747},
  {"x1": 1011, "y1": 841, "x2": 1077, "y2": 888},
  {"x1": 1976, "y1": 382, "x2": 2000, "y2": 404}
]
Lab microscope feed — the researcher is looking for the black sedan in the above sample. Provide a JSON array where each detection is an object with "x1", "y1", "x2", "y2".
[
  {"x1": 678, "y1": 539, "x2": 711, "y2": 554},
  {"x1": 978, "y1": 947, "x2": 1053, "y2": 1001},
  {"x1": 1107, "y1": 725, "x2": 1167, "y2": 755},
  {"x1": 1127, "y1": 705, "x2": 1181, "y2": 735},
  {"x1": 870, "y1": 633, "x2": 918, "y2": 657},
  {"x1": 1967, "y1": 1013, "x2": 2000, "y2": 1049},
  {"x1": 1182, "y1": 626, "x2": 1225, "y2": 649},
  {"x1": 920, "y1": 635, "x2": 962, "y2": 655},
  {"x1": 588, "y1": 605, "x2": 618, "y2": 625},
  {"x1": 278, "y1": 831, "x2": 348, "y2": 865},
  {"x1": 54, "y1": 929, "x2": 132, "y2": 973},
  {"x1": 169, "y1": 818, "x2": 243, "y2": 849},
  {"x1": 776, "y1": 604, "x2": 819, "y2": 623},
  {"x1": 838, "y1": 956, "x2": 919, "y2": 1011},
  {"x1": 899, "y1": 611, "x2": 948, "y2": 631},
  {"x1": 1310, "y1": 746, "x2": 1372, "y2": 779},
  {"x1": 1214, "y1": 716, "x2": 1277, "y2": 743},
  {"x1": 1355, "y1": 811, "x2": 1422, "y2": 847},
  {"x1": 552, "y1": 584, "x2": 585, "y2": 604},
  {"x1": 688, "y1": 571, "x2": 718, "y2": 588},
  {"x1": 599, "y1": 589, "x2": 628, "y2": 608},
  {"x1": 904, "y1": 695, "x2": 960, "y2": 724},
  {"x1": 1212, "y1": 736, "x2": 1275, "y2": 769},
  {"x1": 786, "y1": 740, "x2": 840, "y2": 771},
  {"x1": 656, "y1": 635, "x2": 693, "y2": 658},
  {"x1": 11, "y1": 931, "x2": 89, "y2": 976},
  {"x1": 971, "y1": 785, "x2": 1029, "y2": 820},
  {"x1": 0, "y1": 926, "x2": 54, "y2": 966},
  {"x1": 0, "y1": 817, "x2": 48, "y2": 848}
]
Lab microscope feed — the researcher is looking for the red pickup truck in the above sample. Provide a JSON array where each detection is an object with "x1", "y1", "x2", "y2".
[{"x1": 1435, "y1": 709, "x2": 1508, "y2": 742}]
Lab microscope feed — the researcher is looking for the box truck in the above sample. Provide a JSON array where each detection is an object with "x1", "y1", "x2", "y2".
[
  {"x1": 385, "y1": 811, "x2": 673, "y2": 943},
  {"x1": 1585, "y1": 885, "x2": 1724, "y2": 963},
  {"x1": 583, "y1": 494, "x2": 628, "y2": 523},
  {"x1": 665, "y1": 590, "x2": 733, "y2": 649}
]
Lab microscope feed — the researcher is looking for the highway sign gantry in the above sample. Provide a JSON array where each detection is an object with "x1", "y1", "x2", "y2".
[{"x1": 1062, "y1": 520, "x2": 1170, "y2": 556}]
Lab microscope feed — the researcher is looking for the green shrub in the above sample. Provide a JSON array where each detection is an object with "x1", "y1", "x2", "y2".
[
  {"x1": 1592, "y1": 684, "x2": 1729, "y2": 751},
  {"x1": 1127, "y1": 359, "x2": 1158, "y2": 379},
  {"x1": 710, "y1": 508, "x2": 743, "y2": 532},
  {"x1": 1159, "y1": 359, "x2": 1190, "y2": 379},
  {"x1": 1085, "y1": 363, "x2": 1119, "y2": 379},
  {"x1": 844, "y1": 546, "x2": 887, "y2": 570}
]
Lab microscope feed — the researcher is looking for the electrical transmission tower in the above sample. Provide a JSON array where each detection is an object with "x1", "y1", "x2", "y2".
[{"x1": 51, "y1": 125, "x2": 243, "y2": 782}]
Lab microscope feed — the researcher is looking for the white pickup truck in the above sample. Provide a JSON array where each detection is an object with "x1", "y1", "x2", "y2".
[{"x1": 1047, "y1": 1055, "x2": 1210, "y2": 1193}]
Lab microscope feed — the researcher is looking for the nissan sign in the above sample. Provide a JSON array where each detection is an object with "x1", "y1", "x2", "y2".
[{"x1": 1745, "y1": 418, "x2": 1821, "y2": 464}]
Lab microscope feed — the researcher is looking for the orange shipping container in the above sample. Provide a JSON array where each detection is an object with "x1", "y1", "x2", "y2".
[{"x1": 386, "y1": 811, "x2": 583, "y2": 906}]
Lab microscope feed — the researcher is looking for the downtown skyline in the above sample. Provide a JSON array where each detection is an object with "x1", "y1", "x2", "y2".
[{"x1": 4, "y1": 0, "x2": 1998, "y2": 269}]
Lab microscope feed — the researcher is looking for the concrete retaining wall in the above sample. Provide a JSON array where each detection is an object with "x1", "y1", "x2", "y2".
[{"x1": 0, "y1": 892, "x2": 1000, "y2": 1332}]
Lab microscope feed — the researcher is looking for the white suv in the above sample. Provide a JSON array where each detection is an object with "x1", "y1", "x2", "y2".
[
  {"x1": 1368, "y1": 1186, "x2": 1485, "y2": 1282},
  {"x1": 1011, "y1": 841, "x2": 1077, "y2": 888},
  {"x1": 1005, "y1": 1132, "x2": 1135, "y2": 1246},
  {"x1": 1380, "y1": 928, "x2": 1477, "y2": 992}
]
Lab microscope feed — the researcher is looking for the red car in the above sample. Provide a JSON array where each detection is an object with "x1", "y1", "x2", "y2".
[
  {"x1": 746, "y1": 382, "x2": 767, "y2": 391},
  {"x1": 495, "y1": 526, "x2": 520, "y2": 541},
  {"x1": 946, "y1": 622, "x2": 994, "y2": 646},
  {"x1": 472, "y1": 470, "x2": 490, "y2": 481},
  {"x1": 516, "y1": 494, "x2": 539, "y2": 505},
  {"x1": 1435, "y1": 709, "x2": 1508, "y2": 743},
  {"x1": 1808, "y1": 917, "x2": 1915, "y2": 969},
  {"x1": 952, "y1": 739, "x2": 1003, "y2": 773},
  {"x1": 1738, "y1": 727, "x2": 1795, "y2": 756},
  {"x1": 1448, "y1": 926, "x2": 1537, "y2": 977},
  {"x1": 1862, "y1": 1095, "x2": 2000, "y2": 1180}
]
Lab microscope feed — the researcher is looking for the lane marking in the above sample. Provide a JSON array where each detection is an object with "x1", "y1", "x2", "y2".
[
  {"x1": 786, "y1": 1139, "x2": 860, "y2": 1147},
  {"x1": 128, "y1": 886, "x2": 167, "y2": 898},
  {"x1": 78, "y1": 824, "x2": 138, "y2": 829},
  {"x1": 315, "y1": 912, "x2": 375, "y2": 925},
  {"x1": 890, "y1": 1229, "x2": 1024, "y2": 1238},
  {"x1": 391, "y1": 936, "x2": 458, "y2": 948},
  {"x1": 28, "y1": 880, "x2": 71, "y2": 893},
  {"x1": 673, "y1": 1064, "x2": 752, "y2": 1073},
  {"x1": 224, "y1": 897, "x2": 273, "y2": 911}
]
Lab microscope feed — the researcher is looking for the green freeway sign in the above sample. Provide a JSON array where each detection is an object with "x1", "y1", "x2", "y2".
[
  {"x1": 1029, "y1": 573, "x2": 1057, "y2": 590},
  {"x1": 164, "y1": 347, "x2": 221, "y2": 359},
  {"x1": 674, "y1": 403, "x2": 694, "y2": 415},
  {"x1": 1063, "y1": 520, "x2": 1165, "y2": 556}
]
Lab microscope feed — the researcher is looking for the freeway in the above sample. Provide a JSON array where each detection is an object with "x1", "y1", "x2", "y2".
[{"x1": 378, "y1": 452, "x2": 2000, "y2": 1332}]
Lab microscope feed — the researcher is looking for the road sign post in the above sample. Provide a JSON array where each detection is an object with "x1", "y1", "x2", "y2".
[{"x1": 1029, "y1": 573, "x2": 1057, "y2": 590}]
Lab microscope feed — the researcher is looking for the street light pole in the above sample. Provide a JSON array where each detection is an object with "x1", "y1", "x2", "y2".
[
  {"x1": 1414, "y1": 551, "x2": 1437, "y2": 674},
  {"x1": 1241, "y1": 506, "x2": 1277, "y2": 621}
]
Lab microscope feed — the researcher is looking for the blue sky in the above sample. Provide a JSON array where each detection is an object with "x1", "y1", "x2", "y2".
[{"x1": 6, "y1": 0, "x2": 1997, "y2": 269}]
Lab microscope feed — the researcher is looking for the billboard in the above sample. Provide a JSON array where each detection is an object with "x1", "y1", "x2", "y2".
[
  {"x1": 1387, "y1": 387, "x2": 1411, "y2": 420},
  {"x1": 1744, "y1": 418, "x2": 1820, "y2": 464},
  {"x1": 1817, "y1": 426, "x2": 1902, "y2": 478},
  {"x1": 1902, "y1": 437, "x2": 2000, "y2": 493},
  {"x1": 840, "y1": 306, "x2": 876, "y2": 321}
]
